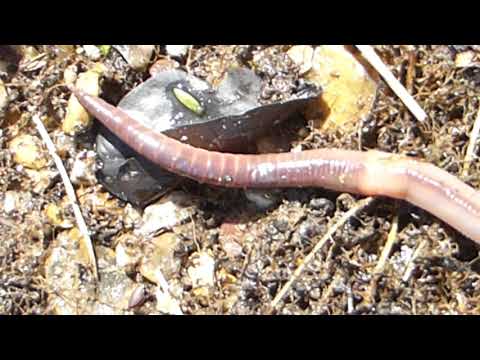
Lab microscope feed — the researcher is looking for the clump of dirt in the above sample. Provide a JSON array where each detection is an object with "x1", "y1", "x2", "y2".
[{"x1": 1, "y1": 45, "x2": 480, "y2": 315}]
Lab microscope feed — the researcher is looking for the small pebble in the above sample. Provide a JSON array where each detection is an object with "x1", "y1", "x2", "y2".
[
  {"x1": 115, "y1": 233, "x2": 143, "y2": 270},
  {"x1": 92, "y1": 267, "x2": 137, "y2": 314},
  {"x1": 273, "y1": 219, "x2": 289, "y2": 233},
  {"x1": 24, "y1": 168, "x2": 57, "y2": 194},
  {"x1": 244, "y1": 189, "x2": 279, "y2": 210},
  {"x1": 113, "y1": 45, "x2": 155, "y2": 70},
  {"x1": 220, "y1": 238, "x2": 243, "y2": 258},
  {"x1": 70, "y1": 150, "x2": 97, "y2": 186},
  {"x1": 63, "y1": 65, "x2": 104, "y2": 135},
  {"x1": 309, "y1": 287, "x2": 321, "y2": 300},
  {"x1": 3, "y1": 191, "x2": 18, "y2": 214},
  {"x1": 217, "y1": 268, "x2": 237, "y2": 286},
  {"x1": 51, "y1": 130, "x2": 75, "y2": 159},
  {"x1": 0, "y1": 79, "x2": 8, "y2": 112},
  {"x1": 44, "y1": 203, "x2": 73, "y2": 228},
  {"x1": 306, "y1": 45, "x2": 379, "y2": 131},
  {"x1": 155, "y1": 288, "x2": 183, "y2": 315},
  {"x1": 9, "y1": 134, "x2": 47, "y2": 170},
  {"x1": 166, "y1": 45, "x2": 191, "y2": 58},
  {"x1": 138, "y1": 191, "x2": 194, "y2": 237},
  {"x1": 287, "y1": 45, "x2": 314, "y2": 74},
  {"x1": 298, "y1": 219, "x2": 322, "y2": 241},
  {"x1": 455, "y1": 51, "x2": 477, "y2": 68},
  {"x1": 266, "y1": 224, "x2": 279, "y2": 236},
  {"x1": 2, "y1": 191, "x2": 33, "y2": 215},
  {"x1": 187, "y1": 251, "x2": 215, "y2": 288},
  {"x1": 123, "y1": 204, "x2": 142, "y2": 229},
  {"x1": 115, "y1": 243, "x2": 132, "y2": 269},
  {"x1": 205, "y1": 216, "x2": 220, "y2": 229},
  {"x1": 309, "y1": 198, "x2": 335, "y2": 217},
  {"x1": 83, "y1": 45, "x2": 101, "y2": 61},
  {"x1": 149, "y1": 57, "x2": 180, "y2": 77},
  {"x1": 139, "y1": 232, "x2": 180, "y2": 282},
  {"x1": 63, "y1": 64, "x2": 78, "y2": 85},
  {"x1": 128, "y1": 285, "x2": 147, "y2": 309}
]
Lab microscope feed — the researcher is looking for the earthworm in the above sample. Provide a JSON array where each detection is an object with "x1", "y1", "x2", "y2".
[{"x1": 72, "y1": 88, "x2": 480, "y2": 244}]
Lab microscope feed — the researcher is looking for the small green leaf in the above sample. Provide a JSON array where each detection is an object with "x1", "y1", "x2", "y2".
[
  {"x1": 97, "y1": 45, "x2": 111, "y2": 56},
  {"x1": 172, "y1": 87, "x2": 204, "y2": 115}
]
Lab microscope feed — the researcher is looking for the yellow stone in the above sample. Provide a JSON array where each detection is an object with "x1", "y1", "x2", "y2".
[
  {"x1": 45, "y1": 203, "x2": 72, "y2": 228},
  {"x1": 139, "y1": 233, "x2": 179, "y2": 284},
  {"x1": 9, "y1": 134, "x2": 47, "y2": 169},
  {"x1": 306, "y1": 45, "x2": 379, "y2": 132},
  {"x1": 455, "y1": 51, "x2": 476, "y2": 68},
  {"x1": 63, "y1": 65, "x2": 105, "y2": 135}
]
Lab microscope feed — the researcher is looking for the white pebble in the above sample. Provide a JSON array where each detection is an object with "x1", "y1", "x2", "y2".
[
  {"x1": 187, "y1": 252, "x2": 215, "y2": 288},
  {"x1": 70, "y1": 150, "x2": 97, "y2": 186},
  {"x1": 83, "y1": 45, "x2": 101, "y2": 60},
  {"x1": 3, "y1": 191, "x2": 17, "y2": 214},
  {"x1": 166, "y1": 45, "x2": 191, "y2": 58},
  {"x1": 287, "y1": 45, "x2": 314, "y2": 74},
  {"x1": 244, "y1": 189, "x2": 279, "y2": 210},
  {"x1": 155, "y1": 288, "x2": 183, "y2": 315},
  {"x1": 138, "y1": 192, "x2": 193, "y2": 236},
  {"x1": 0, "y1": 79, "x2": 8, "y2": 111}
]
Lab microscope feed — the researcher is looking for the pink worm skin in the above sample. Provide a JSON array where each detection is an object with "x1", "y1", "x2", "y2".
[{"x1": 73, "y1": 88, "x2": 480, "y2": 244}]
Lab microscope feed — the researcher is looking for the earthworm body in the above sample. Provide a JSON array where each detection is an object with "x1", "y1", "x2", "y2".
[{"x1": 72, "y1": 88, "x2": 480, "y2": 244}]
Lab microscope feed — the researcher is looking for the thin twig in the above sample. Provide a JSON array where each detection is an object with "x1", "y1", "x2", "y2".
[
  {"x1": 467, "y1": 253, "x2": 480, "y2": 269},
  {"x1": 374, "y1": 212, "x2": 399, "y2": 274},
  {"x1": 19, "y1": 52, "x2": 48, "y2": 72},
  {"x1": 270, "y1": 197, "x2": 374, "y2": 310},
  {"x1": 31, "y1": 114, "x2": 98, "y2": 280},
  {"x1": 462, "y1": 103, "x2": 480, "y2": 177},
  {"x1": 403, "y1": 51, "x2": 417, "y2": 124},
  {"x1": 356, "y1": 45, "x2": 427, "y2": 122},
  {"x1": 405, "y1": 50, "x2": 417, "y2": 93},
  {"x1": 402, "y1": 239, "x2": 427, "y2": 282},
  {"x1": 189, "y1": 213, "x2": 200, "y2": 252},
  {"x1": 368, "y1": 211, "x2": 399, "y2": 303}
]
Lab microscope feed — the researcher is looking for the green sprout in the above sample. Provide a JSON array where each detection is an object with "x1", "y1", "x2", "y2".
[
  {"x1": 97, "y1": 45, "x2": 111, "y2": 56},
  {"x1": 173, "y1": 88, "x2": 204, "y2": 115}
]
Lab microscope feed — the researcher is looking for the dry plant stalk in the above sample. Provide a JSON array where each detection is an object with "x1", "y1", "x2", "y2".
[
  {"x1": 463, "y1": 104, "x2": 480, "y2": 176},
  {"x1": 31, "y1": 114, "x2": 98, "y2": 280},
  {"x1": 374, "y1": 213, "x2": 399, "y2": 274},
  {"x1": 355, "y1": 45, "x2": 427, "y2": 122}
]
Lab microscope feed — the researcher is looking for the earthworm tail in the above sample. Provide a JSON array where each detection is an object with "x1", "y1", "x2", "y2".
[{"x1": 72, "y1": 88, "x2": 480, "y2": 243}]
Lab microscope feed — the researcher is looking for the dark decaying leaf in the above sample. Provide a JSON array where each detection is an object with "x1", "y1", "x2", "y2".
[{"x1": 96, "y1": 67, "x2": 321, "y2": 206}]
